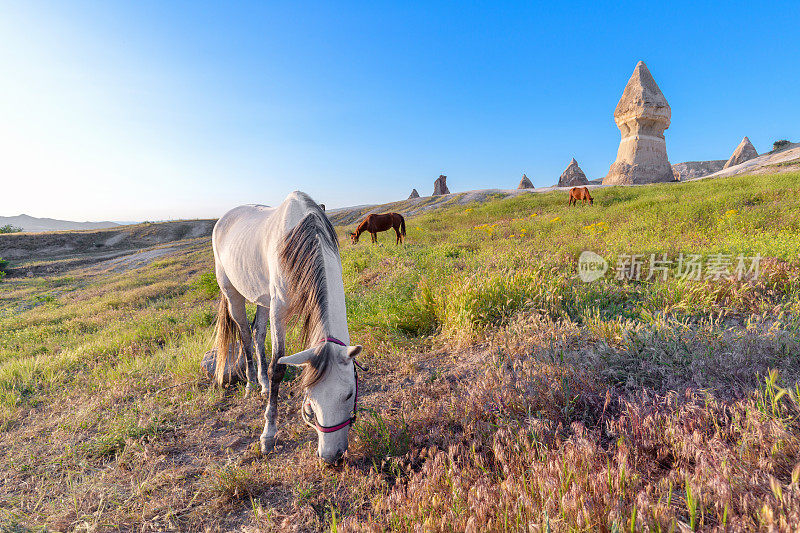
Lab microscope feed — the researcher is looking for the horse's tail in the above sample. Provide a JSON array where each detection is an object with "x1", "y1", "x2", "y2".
[
  {"x1": 400, "y1": 215, "x2": 406, "y2": 236},
  {"x1": 214, "y1": 293, "x2": 241, "y2": 386}
]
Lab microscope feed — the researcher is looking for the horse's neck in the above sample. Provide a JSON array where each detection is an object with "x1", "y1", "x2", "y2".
[
  {"x1": 318, "y1": 250, "x2": 350, "y2": 344},
  {"x1": 355, "y1": 219, "x2": 369, "y2": 236}
]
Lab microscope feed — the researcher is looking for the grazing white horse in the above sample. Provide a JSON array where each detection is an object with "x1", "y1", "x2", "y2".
[{"x1": 212, "y1": 191, "x2": 362, "y2": 465}]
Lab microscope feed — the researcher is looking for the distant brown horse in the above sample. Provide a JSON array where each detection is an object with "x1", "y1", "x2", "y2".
[
  {"x1": 568, "y1": 187, "x2": 594, "y2": 206},
  {"x1": 350, "y1": 213, "x2": 406, "y2": 244}
]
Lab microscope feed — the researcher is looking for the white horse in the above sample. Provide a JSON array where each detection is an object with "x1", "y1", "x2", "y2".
[{"x1": 212, "y1": 191, "x2": 362, "y2": 465}]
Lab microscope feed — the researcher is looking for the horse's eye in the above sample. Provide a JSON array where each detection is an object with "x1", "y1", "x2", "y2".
[{"x1": 345, "y1": 391, "x2": 353, "y2": 400}]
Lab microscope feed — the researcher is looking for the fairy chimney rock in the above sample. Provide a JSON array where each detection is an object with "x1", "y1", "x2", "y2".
[
  {"x1": 723, "y1": 137, "x2": 758, "y2": 169},
  {"x1": 603, "y1": 61, "x2": 674, "y2": 185},
  {"x1": 558, "y1": 158, "x2": 589, "y2": 187},
  {"x1": 409, "y1": 188, "x2": 420, "y2": 199},
  {"x1": 518, "y1": 174, "x2": 533, "y2": 189},
  {"x1": 433, "y1": 175, "x2": 450, "y2": 195}
]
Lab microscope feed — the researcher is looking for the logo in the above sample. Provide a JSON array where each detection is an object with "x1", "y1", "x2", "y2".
[{"x1": 578, "y1": 251, "x2": 608, "y2": 282}]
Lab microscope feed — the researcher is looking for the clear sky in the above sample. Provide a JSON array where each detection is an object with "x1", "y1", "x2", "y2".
[{"x1": 1, "y1": 1, "x2": 798, "y2": 221}]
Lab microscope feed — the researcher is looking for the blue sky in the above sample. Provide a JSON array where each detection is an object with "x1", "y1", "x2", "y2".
[{"x1": 1, "y1": 1, "x2": 798, "y2": 221}]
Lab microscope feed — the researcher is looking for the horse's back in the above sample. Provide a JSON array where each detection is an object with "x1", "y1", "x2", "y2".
[
  {"x1": 214, "y1": 193, "x2": 320, "y2": 253},
  {"x1": 213, "y1": 192, "x2": 323, "y2": 303},
  {"x1": 213, "y1": 204, "x2": 276, "y2": 257}
]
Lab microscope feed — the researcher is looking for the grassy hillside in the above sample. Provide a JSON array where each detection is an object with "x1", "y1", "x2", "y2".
[{"x1": 2, "y1": 172, "x2": 800, "y2": 531}]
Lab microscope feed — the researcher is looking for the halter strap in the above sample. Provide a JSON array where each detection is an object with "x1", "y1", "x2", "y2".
[
  {"x1": 302, "y1": 337, "x2": 363, "y2": 433},
  {"x1": 320, "y1": 336, "x2": 368, "y2": 371},
  {"x1": 303, "y1": 365, "x2": 359, "y2": 433}
]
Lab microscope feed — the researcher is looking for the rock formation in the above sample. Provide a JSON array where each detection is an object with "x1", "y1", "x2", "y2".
[
  {"x1": 558, "y1": 159, "x2": 589, "y2": 187},
  {"x1": 201, "y1": 346, "x2": 245, "y2": 385},
  {"x1": 409, "y1": 189, "x2": 420, "y2": 199},
  {"x1": 518, "y1": 174, "x2": 533, "y2": 189},
  {"x1": 671, "y1": 160, "x2": 726, "y2": 181},
  {"x1": 603, "y1": 61, "x2": 674, "y2": 185},
  {"x1": 724, "y1": 137, "x2": 758, "y2": 169},
  {"x1": 433, "y1": 175, "x2": 450, "y2": 195}
]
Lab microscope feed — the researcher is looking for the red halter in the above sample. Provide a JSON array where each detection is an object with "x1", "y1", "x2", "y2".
[{"x1": 301, "y1": 337, "x2": 365, "y2": 433}]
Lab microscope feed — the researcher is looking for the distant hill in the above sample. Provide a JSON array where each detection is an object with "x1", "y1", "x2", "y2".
[{"x1": 0, "y1": 214, "x2": 120, "y2": 233}]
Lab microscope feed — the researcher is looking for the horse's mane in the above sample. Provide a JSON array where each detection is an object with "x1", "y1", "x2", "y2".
[
  {"x1": 278, "y1": 197, "x2": 339, "y2": 389},
  {"x1": 353, "y1": 216, "x2": 369, "y2": 236}
]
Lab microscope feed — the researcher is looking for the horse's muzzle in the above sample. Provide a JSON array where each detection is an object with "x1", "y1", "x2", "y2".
[{"x1": 319, "y1": 448, "x2": 345, "y2": 467}]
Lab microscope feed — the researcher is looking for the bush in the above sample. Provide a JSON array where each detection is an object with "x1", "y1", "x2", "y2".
[
  {"x1": 442, "y1": 269, "x2": 561, "y2": 341},
  {"x1": 0, "y1": 224, "x2": 22, "y2": 234},
  {"x1": 194, "y1": 269, "x2": 219, "y2": 299},
  {"x1": 0, "y1": 257, "x2": 7, "y2": 281},
  {"x1": 773, "y1": 139, "x2": 792, "y2": 152},
  {"x1": 392, "y1": 280, "x2": 441, "y2": 336}
]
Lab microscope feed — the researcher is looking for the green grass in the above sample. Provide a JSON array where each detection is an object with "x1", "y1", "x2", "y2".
[
  {"x1": 1, "y1": 171, "x2": 800, "y2": 531},
  {"x1": 338, "y1": 171, "x2": 800, "y2": 350}
]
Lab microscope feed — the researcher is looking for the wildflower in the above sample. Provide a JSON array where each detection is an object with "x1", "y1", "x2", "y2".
[{"x1": 551, "y1": 217, "x2": 560, "y2": 222}]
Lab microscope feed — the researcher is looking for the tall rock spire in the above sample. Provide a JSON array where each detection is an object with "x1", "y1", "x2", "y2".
[
  {"x1": 433, "y1": 175, "x2": 450, "y2": 195},
  {"x1": 723, "y1": 137, "x2": 758, "y2": 168},
  {"x1": 604, "y1": 61, "x2": 674, "y2": 185}
]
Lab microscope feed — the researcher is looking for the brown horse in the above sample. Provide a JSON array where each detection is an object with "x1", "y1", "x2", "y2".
[
  {"x1": 350, "y1": 213, "x2": 406, "y2": 244},
  {"x1": 568, "y1": 187, "x2": 594, "y2": 206}
]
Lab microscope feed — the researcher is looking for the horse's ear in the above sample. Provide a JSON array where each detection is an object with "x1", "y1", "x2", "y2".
[
  {"x1": 347, "y1": 345, "x2": 362, "y2": 359},
  {"x1": 278, "y1": 347, "x2": 316, "y2": 367}
]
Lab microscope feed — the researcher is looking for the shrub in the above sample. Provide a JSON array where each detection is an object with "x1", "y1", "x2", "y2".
[
  {"x1": 0, "y1": 224, "x2": 22, "y2": 234},
  {"x1": 195, "y1": 269, "x2": 220, "y2": 299},
  {"x1": 392, "y1": 280, "x2": 441, "y2": 336},
  {"x1": 442, "y1": 269, "x2": 558, "y2": 341},
  {"x1": 0, "y1": 257, "x2": 7, "y2": 281},
  {"x1": 773, "y1": 139, "x2": 792, "y2": 152}
]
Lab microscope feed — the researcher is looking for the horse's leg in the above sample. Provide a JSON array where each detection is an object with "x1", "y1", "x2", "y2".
[
  {"x1": 395, "y1": 227, "x2": 401, "y2": 245},
  {"x1": 225, "y1": 291, "x2": 257, "y2": 394},
  {"x1": 253, "y1": 304, "x2": 270, "y2": 395},
  {"x1": 261, "y1": 298, "x2": 286, "y2": 453},
  {"x1": 372, "y1": 232, "x2": 377, "y2": 243}
]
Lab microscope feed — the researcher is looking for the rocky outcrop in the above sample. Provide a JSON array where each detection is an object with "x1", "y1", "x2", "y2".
[
  {"x1": 604, "y1": 61, "x2": 674, "y2": 185},
  {"x1": 724, "y1": 137, "x2": 758, "y2": 169},
  {"x1": 409, "y1": 189, "x2": 420, "y2": 199},
  {"x1": 672, "y1": 160, "x2": 726, "y2": 181},
  {"x1": 518, "y1": 174, "x2": 533, "y2": 189},
  {"x1": 433, "y1": 175, "x2": 450, "y2": 196},
  {"x1": 558, "y1": 159, "x2": 588, "y2": 187},
  {"x1": 201, "y1": 346, "x2": 246, "y2": 385}
]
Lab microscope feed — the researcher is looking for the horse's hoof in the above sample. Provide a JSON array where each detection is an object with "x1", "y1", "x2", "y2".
[{"x1": 260, "y1": 436, "x2": 276, "y2": 454}]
